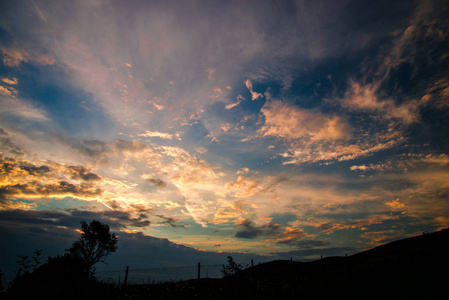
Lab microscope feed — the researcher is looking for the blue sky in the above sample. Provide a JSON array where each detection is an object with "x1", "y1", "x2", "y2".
[{"x1": 1, "y1": 0, "x2": 449, "y2": 274}]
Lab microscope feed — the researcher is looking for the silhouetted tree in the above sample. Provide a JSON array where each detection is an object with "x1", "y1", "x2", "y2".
[
  {"x1": 15, "y1": 255, "x2": 31, "y2": 275},
  {"x1": 31, "y1": 249, "x2": 42, "y2": 271},
  {"x1": 221, "y1": 256, "x2": 243, "y2": 277},
  {"x1": 67, "y1": 220, "x2": 118, "y2": 270}
]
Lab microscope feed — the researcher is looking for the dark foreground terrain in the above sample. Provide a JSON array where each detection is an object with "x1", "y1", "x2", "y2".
[{"x1": 3, "y1": 229, "x2": 448, "y2": 300}]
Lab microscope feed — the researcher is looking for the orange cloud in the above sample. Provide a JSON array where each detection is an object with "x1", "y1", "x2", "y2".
[
  {"x1": 0, "y1": 47, "x2": 29, "y2": 66},
  {"x1": 225, "y1": 176, "x2": 260, "y2": 198},
  {"x1": 0, "y1": 155, "x2": 104, "y2": 206},
  {"x1": 275, "y1": 226, "x2": 312, "y2": 243},
  {"x1": 260, "y1": 100, "x2": 352, "y2": 142},
  {"x1": 385, "y1": 198, "x2": 406, "y2": 209},
  {"x1": 0, "y1": 85, "x2": 18, "y2": 97},
  {"x1": 1, "y1": 78, "x2": 18, "y2": 85}
]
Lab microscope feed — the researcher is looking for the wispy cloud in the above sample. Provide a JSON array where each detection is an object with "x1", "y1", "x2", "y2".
[
  {"x1": 342, "y1": 80, "x2": 420, "y2": 125},
  {"x1": 138, "y1": 130, "x2": 181, "y2": 140}
]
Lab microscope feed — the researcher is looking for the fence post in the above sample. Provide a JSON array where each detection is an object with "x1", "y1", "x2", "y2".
[
  {"x1": 124, "y1": 266, "x2": 129, "y2": 286},
  {"x1": 291, "y1": 257, "x2": 296, "y2": 296},
  {"x1": 197, "y1": 262, "x2": 201, "y2": 296},
  {"x1": 320, "y1": 256, "x2": 329, "y2": 291}
]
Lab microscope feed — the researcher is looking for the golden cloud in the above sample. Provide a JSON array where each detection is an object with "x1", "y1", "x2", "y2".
[
  {"x1": 260, "y1": 100, "x2": 352, "y2": 143},
  {"x1": 225, "y1": 176, "x2": 260, "y2": 198},
  {"x1": 385, "y1": 198, "x2": 406, "y2": 210},
  {"x1": 1, "y1": 78, "x2": 18, "y2": 85},
  {"x1": 342, "y1": 80, "x2": 420, "y2": 125},
  {"x1": 0, "y1": 155, "x2": 104, "y2": 206}
]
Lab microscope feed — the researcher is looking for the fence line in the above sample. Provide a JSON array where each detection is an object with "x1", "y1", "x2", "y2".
[
  {"x1": 94, "y1": 248, "x2": 440, "y2": 287},
  {"x1": 95, "y1": 262, "x2": 253, "y2": 285}
]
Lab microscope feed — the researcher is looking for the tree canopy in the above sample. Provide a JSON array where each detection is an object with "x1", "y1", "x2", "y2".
[{"x1": 68, "y1": 220, "x2": 118, "y2": 269}]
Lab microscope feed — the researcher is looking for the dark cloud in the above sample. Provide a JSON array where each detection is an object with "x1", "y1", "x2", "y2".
[
  {"x1": 0, "y1": 155, "x2": 50, "y2": 176},
  {"x1": 67, "y1": 165, "x2": 101, "y2": 181},
  {"x1": 20, "y1": 164, "x2": 51, "y2": 175},
  {"x1": 146, "y1": 178, "x2": 167, "y2": 187},
  {"x1": 0, "y1": 208, "x2": 270, "y2": 276},
  {"x1": 156, "y1": 215, "x2": 186, "y2": 228},
  {"x1": 129, "y1": 203, "x2": 152, "y2": 213},
  {"x1": 234, "y1": 219, "x2": 281, "y2": 239},
  {"x1": 114, "y1": 139, "x2": 149, "y2": 153},
  {"x1": 71, "y1": 138, "x2": 109, "y2": 158},
  {"x1": 35, "y1": 181, "x2": 100, "y2": 197},
  {"x1": 66, "y1": 209, "x2": 151, "y2": 229},
  {"x1": 316, "y1": 222, "x2": 334, "y2": 231}
]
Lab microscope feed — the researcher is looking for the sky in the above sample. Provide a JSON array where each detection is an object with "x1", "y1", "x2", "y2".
[{"x1": 1, "y1": 0, "x2": 449, "y2": 275}]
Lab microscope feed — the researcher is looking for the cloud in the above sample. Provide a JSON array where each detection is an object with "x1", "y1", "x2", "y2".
[
  {"x1": 0, "y1": 93, "x2": 50, "y2": 122},
  {"x1": 260, "y1": 100, "x2": 352, "y2": 142},
  {"x1": 350, "y1": 163, "x2": 389, "y2": 172},
  {"x1": 156, "y1": 215, "x2": 186, "y2": 228},
  {"x1": 360, "y1": 230, "x2": 403, "y2": 245},
  {"x1": 0, "y1": 47, "x2": 29, "y2": 66},
  {"x1": 385, "y1": 198, "x2": 406, "y2": 210},
  {"x1": 0, "y1": 181, "x2": 102, "y2": 203},
  {"x1": 71, "y1": 138, "x2": 109, "y2": 158},
  {"x1": 225, "y1": 95, "x2": 245, "y2": 110},
  {"x1": 244, "y1": 79, "x2": 263, "y2": 101},
  {"x1": 234, "y1": 219, "x2": 281, "y2": 239},
  {"x1": 225, "y1": 176, "x2": 260, "y2": 198},
  {"x1": 0, "y1": 85, "x2": 18, "y2": 97},
  {"x1": 421, "y1": 78, "x2": 449, "y2": 109},
  {"x1": 316, "y1": 218, "x2": 383, "y2": 234},
  {"x1": 66, "y1": 165, "x2": 101, "y2": 181},
  {"x1": 0, "y1": 155, "x2": 104, "y2": 206},
  {"x1": 138, "y1": 130, "x2": 180, "y2": 140},
  {"x1": 258, "y1": 100, "x2": 393, "y2": 165},
  {"x1": 275, "y1": 227, "x2": 314, "y2": 244},
  {"x1": 146, "y1": 178, "x2": 167, "y2": 188},
  {"x1": 225, "y1": 102, "x2": 240, "y2": 110},
  {"x1": 1, "y1": 78, "x2": 18, "y2": 85},
  {"x1": 236, "y1": 167, "x2": 250, "y2": 174},
  {"x1": 0, "y1": 128, "x2": 24, "y2": 156},
  {"x1": 212, "y1": 200, "x2": 256, "y2": 224},
  {"x1": 342, "y1": 80, "x2": 420, "y2": 125}
]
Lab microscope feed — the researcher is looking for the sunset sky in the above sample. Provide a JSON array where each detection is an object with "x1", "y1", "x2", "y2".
[{"x1": 1, "y1": 0, "x2": 449, "y2": 274}]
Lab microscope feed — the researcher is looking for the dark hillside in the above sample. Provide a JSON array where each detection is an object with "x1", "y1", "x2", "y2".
[{"x1": 233, "y1": 229, "x2": 449, "y2": 299}]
